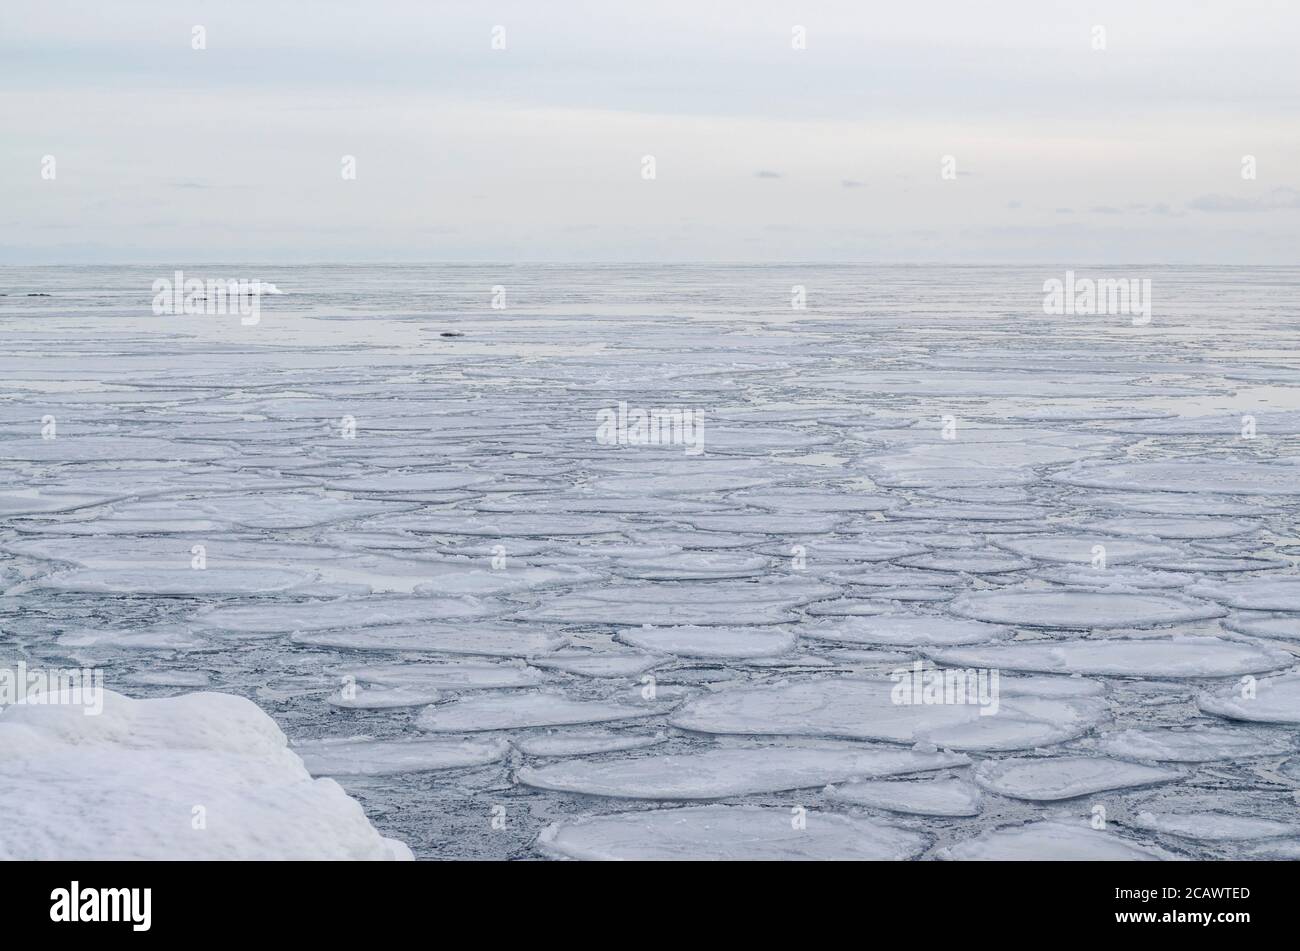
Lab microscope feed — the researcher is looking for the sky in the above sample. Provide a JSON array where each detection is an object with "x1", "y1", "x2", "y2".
[{"x1": 2, "y1": 0, "x2": 1299, "y2": 264}]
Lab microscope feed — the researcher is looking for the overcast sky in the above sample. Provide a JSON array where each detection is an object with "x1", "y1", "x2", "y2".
[{"x1": 3, "y1": 0, "x2": 1298, "y2": 263}]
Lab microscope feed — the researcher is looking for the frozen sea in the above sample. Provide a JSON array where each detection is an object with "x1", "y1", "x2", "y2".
[{"x1": 2, "y1": 264, "x2": 1299, "y2": 860}]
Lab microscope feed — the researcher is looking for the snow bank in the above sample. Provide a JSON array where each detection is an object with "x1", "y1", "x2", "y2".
[{"x1": 0, "y1": 688, "x2": 411, "y2": 860}]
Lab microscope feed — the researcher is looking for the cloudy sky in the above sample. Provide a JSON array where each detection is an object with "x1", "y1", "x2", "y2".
[{"x1": 3, "y1": 0, "x2": 1298, "y2": 263}]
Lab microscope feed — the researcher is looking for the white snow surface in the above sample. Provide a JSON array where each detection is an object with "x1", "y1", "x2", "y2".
[{"x1": 0, "y1": 689, "x2": 411, "y2": 859}]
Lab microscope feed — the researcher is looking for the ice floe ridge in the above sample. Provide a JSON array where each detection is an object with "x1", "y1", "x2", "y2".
[{"x1": 3, "y1": 264, "x2": 1300, "y2": 860}]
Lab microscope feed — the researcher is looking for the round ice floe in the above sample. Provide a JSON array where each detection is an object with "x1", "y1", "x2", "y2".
[
  {"x1": 947, "y1": 589, "x2": 1224, "y2": 629},
  {"x1": 31, "y1": 567, "x2": 317, "y2": 596},
  {"x1": 194, "y1": 596, "x2": 496, "y2": 633},
  {"x1": 611, "y1": 551, "x2": 770, "y2": 580},
  {"x1": 1030, "y1": 565, "x2": 1187, "y2": 589},
  {"x1": 889, "y1": 503, "x2": 1051, "y2": 522},
  {"x1": 511, "y1": 731, "x2": 665, "y2": 758},
  {"x1": 322, "y1": 472, "x2": 495, "y2": 493},
  {"x1": 383, "y1": 513, "x2": 628, "y2": 537},
  {"x1": 928, "y1": 637, "x2": 1292, "y2": 678},
  {"x1": 740, "y1": 653, "x2": 837, "y2": 668},
  {"x1": 895, "y1": 551, "x2": 1034, "y2": 574},
  {"x1": 327, "y1": 685, "x2": 442, "y2": 709},
  {"x1": 595, "y1": 473, "x2": 775, "y2": 496},
  {"x1": 1222, "y1": 612, "x2": 1300, "y2": 640},
  {"x1": 528, "y1": 651, "x2": 665, "y2": 678},
  {"x1": 916, "y1": 486, "x2": 1032, "y2": 503},
  {"x1": 727, "y1": 489, "x2": 896, "y2": 513},
  {"x1": 416, "y1": 691, "x2": 663, "y2": 732},
  {"x1": 800, "y1": 615, "x2": 1007, "y2": 647},
  {"x1": 1105, "y1": 411, "x2": 1300, "y2": 436},
  {"x1": 295, "y1": 736, "x2": 509, "y2": 776},
  {"x1": 684, "y1": 514, "x2": 841, "y2": 534},
  {"x1": 1051, "y1": 460, "x2": 1300, "y2": 496},
  {"x1": 516, "y1": 744, "x2": 966, "y2": 799},
  {"x1": 1130, "y1": 811, "x2": 1300, "y2": 841},
  {"x1": 119, "y1": 670, "x2": 211, "y2": 688},
  {"x1": 1187, "y1": 576, "x2": 1300, "y2": 612},
  {"x1": 823, "y1": 649, "x2": 913, "y2": 666},
  {"x1": 938, "y1": 820, "x2": 1166, "y2": 861},
  {"x1": 1198, "y1": 672, "x2": 1300, "y2": 724},
  {"x1": 411, "y1": 564, "x2": 602, "y2": 597},
  {"x1": 831, "y1": 567, "x2": 964, "y2": 587},
  {"x1": 805, "y1": 599, "x2": 890, "y2": 617},
  {"x1": 974, "y1": 756, "x2": 1181, "y2": 801},
  {"x1": 1090, "y1": 517, "x2": 1255, "y2": 540},
  {"x1": 293, "y1": 623, "x2": 566, "y2": 657},
  {"x1": 703, "y1": 426, "x2": 833, "y2": 452},
  {"x1": 629, "y1": 529, "x2": 766, "y2": 550},
  {"x1": 57, "y1": 624, "x2": 210, "y2": 651},
  {"x1": 537, "y1": 805, "x2": 927, "y2": 860},
  {"x1": 195, "y1": 494, "x2": 407, "y2": 529},
  {"x1": 1150, "y1": 556, "x2": 1284, "y2": 574},
  {"x1": 669, "y1": 678, "x2": 1104, "y2": 751},
  {"x1": 0, "y1": 489, "x2": 117, "y2": 517},
  {"x1": 786, "y1": 538, "x2": 931, "y2": 563},
  {"x1": 870, "y1": 443, "x2": 1100, "y2": 471},
  {"x1": 616, "y1": 625, "x2": 796, "y2": 659},
  {"x1": 331, "y1": 661, "x2": 545, "y2": 690},
  {"x1": 522, "y1": 580, "x2": 834, "y2": 627},
  {"x1": 994, "y1": 535, "x2": 1182, "y2": 565},
  {"x1": 826, "y1": 778, "x2": 982, "y2": 817},
  {"x1": 868, "y1": 466, "x2": 1036, "y2": 489},
  {"x1": 0, "y1": 436, "x2": 224, "y2": 463},
  {"x1": 1091, "y1": 726, "x2": 1293, "y2": 763},
  {"x1": 868, "y1": 587, "x2": 954, "y2": 602},
  {"x1": 999, "y1": 675, "x2": 1106, "y2": 699},
  {"x1": 1083, "y1": 493, "x2": 1271, "y2": 516}
]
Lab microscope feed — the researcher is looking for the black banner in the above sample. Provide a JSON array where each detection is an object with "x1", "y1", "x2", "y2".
[{"x1": 3, "y1": 860, "x2": 1282, "y2": 938}]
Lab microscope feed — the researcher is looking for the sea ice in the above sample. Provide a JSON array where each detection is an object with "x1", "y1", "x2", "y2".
[
  {"x1": 826, "y1": 778, "x2": 982, "y2": 816},
  {"x1": 670, "y1": 678, "x2": 1105, "y2": 751},
  {"x1": 1130, "y1": 811, "x2": 1300, "y2": 841},
  {"x1": 1198, "y1": 672, "x2": 1300, "y2": 724},
  {"x1": 330, "y1": 661, "x2": 545, "y2": 690},
  {"x1": 416, "y1": 691, "x2": 663, "y2": 732},
  {"x1": 1090, "y1": 726, "x2": 1293, "y2": 762},
  {"x1": 517, "y1": 744, "x2": 967, "y2": 799},
  {"x1": 1187, "y1": 577, "x2": 1300, "y2": 612},
  {"x1": 537, "y1": 805, "x2": 927, "y2": 860},
  {"x1": 929, "y1": 637, "x2": 1292, "y2": 678},
  {"x1": 1051, "y1": 460, "x2": 1300, "y2": 496},
  {"x1": 938, "y1": 820, "x2": 1166, "y2": 861},
  {"x1": 511, "y1": 730, "x2": 666, "y2": 757},
  {"x1": 293, "y1": 623, "x2": 566, "y2": 657},
  {"x1": 799, "y1": 615, "x2": 1007, "y2": 647},
  {"x1": 973, "y1": 756, "x2": 1181, "y2": 801},
  {"x1": 947, "y1": 589, "x2": 1224, "y2": 628},
  {"x1": 193, "y1": 595, "x2": 496, "y2": 633},
  {"x1": 616, "y1": 625, "x2": 797, "y2": 658},
  {"x1": 993, "y1": 535, "x2": 1183, "y2": 565},
  {"x1": 527, "y1": 650, "x2": 665, "y2": 678},
  {"x1": 295, "y1": 736, "x2": 509, "y2": 776}
]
